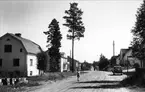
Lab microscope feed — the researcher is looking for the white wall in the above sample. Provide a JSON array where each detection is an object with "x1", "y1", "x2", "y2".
[
  {"x1": 26, "y1": 54, "x2": 39, "y2": 76},
  {"x1": 0, "y1": 35, "x2": 26, "y2": 74},
  {"x1": 60, "y1": 57, "x2": 68, "y2": 72}
]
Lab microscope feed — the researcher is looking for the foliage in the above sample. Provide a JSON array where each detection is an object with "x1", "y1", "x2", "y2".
[
  {"x1": 63, "y1": 2, "x2": 85, "y2": 72},
  {"x1": 133, "y1": 63, "x2": 140, "y2": 68},
  {"x1": 110, "y1": 56, "x2": 117, "y2": 67},
  {"x1": 121, "y1": 71, "x2": 145, "y2": 87},
  {"x1": 92, "y1": 61, "x2": 99, "y2": 70},
  {"x1": 131, "y1": 0, "x2": 145, "y2": 64},
  {"x1": 63, "y1": 2, "x2": 85, "y2": 40},
  {"x1": 37, "y1": 51, "x2": 47, "y2": 71},
  {"x1": 44, "y1": 19, "x2": 62, "y2": 72},
  {"x1": 81, "y1": 61, "x2": 92, "y2": 71},
  {"x1": 98, "y1": 54, "x2": 109, "y2": 70}
]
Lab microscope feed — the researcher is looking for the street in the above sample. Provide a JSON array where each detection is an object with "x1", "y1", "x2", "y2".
[{"x1": 27, "y1": 71, "x2": 136, "y2": 92}]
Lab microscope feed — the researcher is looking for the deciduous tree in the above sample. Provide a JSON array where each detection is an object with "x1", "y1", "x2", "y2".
[
  {"x1": 131, "y1": 0, "x2": 145, "y2": 67},
  {"x1": 98, "y1": 54, "x2": 109, "y2": 70}
]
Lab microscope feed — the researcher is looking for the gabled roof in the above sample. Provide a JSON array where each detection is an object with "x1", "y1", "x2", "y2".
[
  {"x1": 1, "y1": 33, "x2": 42, "y2": 54},
  {"x1": 120, "y1": 49, "x2": 129, "y2": 54}
]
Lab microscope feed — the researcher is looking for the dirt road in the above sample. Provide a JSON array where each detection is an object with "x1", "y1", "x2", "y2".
[{"x1": 28, "y1": 71, "x2": 133, "y2": 92}]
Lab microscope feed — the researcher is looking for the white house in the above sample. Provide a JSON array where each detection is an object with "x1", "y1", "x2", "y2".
[
  {"x1": 60, "y1": 53, "x2": 69, "y2": 72},
  {"x1": 0, "y1": 33, "x2": 42, "y2": 77}
]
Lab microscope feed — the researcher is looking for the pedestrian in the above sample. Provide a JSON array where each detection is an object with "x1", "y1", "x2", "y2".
[{"x1": 76, "y1": 69, "x2": 80, "y2": 82}]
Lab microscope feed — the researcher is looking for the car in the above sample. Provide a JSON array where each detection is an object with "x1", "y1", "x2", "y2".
[{"x1": 112, "y1": 66, "x2": 122, "y2": 75}]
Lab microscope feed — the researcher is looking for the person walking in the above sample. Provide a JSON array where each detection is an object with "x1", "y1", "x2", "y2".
[{"x1": 76, "y1": 69, "x2": 80, "y2": 82}]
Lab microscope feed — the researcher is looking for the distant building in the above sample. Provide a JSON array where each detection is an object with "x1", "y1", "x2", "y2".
[
  {"x1": 45, "y1": 51, "x2": 69, "y2": 72},
  {"x1": 116, "y1": 55, "x2": 120, "y2": 65},
  {"x1": 110, "y1": 55, "x2": 120, "y2": 66},
  {"x1": 119, "y1": 49, "x2": 129, "y2": 65},
  {"x1": 60, "y1": 53, "x2": 69, "y2": 72},
  {"x1": 67, "y1": 56, "x2": 81, "y2": 71},
  {"x1": 0, "y1": 33, "x2": 42, "y2": 77},
  {"x1": 119, "y1": 47, "x2": 141, "y2": 67}
]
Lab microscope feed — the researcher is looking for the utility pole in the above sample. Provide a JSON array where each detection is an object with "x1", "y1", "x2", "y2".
[
  {"x1": 70, "y1": 50, "x2": 71, "y2": 58},
  {"x1": 113, "y1": 40, "x2": 115, "y2": 56}
]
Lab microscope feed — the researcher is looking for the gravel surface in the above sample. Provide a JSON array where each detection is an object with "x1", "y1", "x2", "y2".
[{"x1": 26, "y1": 71, "x2": 138, "y2": 92}]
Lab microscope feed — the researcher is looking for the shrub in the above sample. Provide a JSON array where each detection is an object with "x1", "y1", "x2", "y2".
[{"x1": 121, "y1": 71, "x2": 145, "y2": 87}]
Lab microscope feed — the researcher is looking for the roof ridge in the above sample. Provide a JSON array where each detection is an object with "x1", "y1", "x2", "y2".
[
  {"x1": 7, "y1": 33, "x2": 41, "y2": 54},
  {"x1": 8, "y1": 33, "x2": 40, "y2": 46}
]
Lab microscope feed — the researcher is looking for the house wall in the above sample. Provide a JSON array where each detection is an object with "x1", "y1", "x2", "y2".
[
  {"x1": 60, "y1": 57, "x2": 68, "y2": 72},
  {"x1": 120, "y1": 50, "x2": 126, "y2": 65},
  {"x1": 67, "y1": 56, "x2": 79, "y2": 72},
  {"x1": 124, "y1": 49, "x2": 141, "y2": 66},
  {"x1": 0, "y1": 35, "x2": 27, "y2": 77},
  {"x1": 26, "y1": 54, "x2": 39, "y2": 76},
  {"x1": 119, "y1": 49, "x2": 141, "y2": 67},
  {"x1": 60, "y1": 58, "x2": 63, "y2": 72},
  {"x1": 123, "y1": 49, "x2": 132, "y2": 65}
]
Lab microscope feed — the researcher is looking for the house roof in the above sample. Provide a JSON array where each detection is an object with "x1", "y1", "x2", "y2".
[
  {"x1": 1, "y1": 33, "x2": 42, "y2": 54},
  {"x1": 120, "y1": 49, "x2": 129, "y2": 54}
]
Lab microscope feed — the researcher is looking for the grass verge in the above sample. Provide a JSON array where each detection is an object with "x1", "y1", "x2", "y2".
[{"x1": 0, "y1": 71, "x2": 87, "y2": 92}]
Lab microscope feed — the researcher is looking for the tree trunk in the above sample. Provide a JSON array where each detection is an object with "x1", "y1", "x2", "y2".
[{"x1": 72, "y1": 29, "x2": 74, "y2": 72}]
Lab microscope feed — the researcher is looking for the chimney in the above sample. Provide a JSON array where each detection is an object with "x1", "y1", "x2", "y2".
[{"x1": 15, "y1": 33, "x2": 21, "y2": 37}]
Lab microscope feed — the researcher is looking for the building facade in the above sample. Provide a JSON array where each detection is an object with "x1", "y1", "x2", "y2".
[
  {"x1": 119, "y1": 48, "x2": 141, "y2": 67},
  {"x1": 0, "y1": 33, "x2": 42, "y2": 77}
]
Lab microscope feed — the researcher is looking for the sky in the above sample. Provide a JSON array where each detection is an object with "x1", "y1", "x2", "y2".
[{"x1": 0, "y1": 0, "x2": 143, "y2": 63}]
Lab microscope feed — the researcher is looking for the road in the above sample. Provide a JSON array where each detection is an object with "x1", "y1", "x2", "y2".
[{"x1": 28, "y1": 71, "x2": 134, "y2": 92}]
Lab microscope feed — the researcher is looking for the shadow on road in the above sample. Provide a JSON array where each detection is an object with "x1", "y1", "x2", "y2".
[
  {"x1": 79, "y1": 80, "x2": 120, "y2": 83},
  {"x1": 72, "y1": 84, "x2": 123, "y2": 89},
  {"x1": 108, "y1": 74, "x2": 123, "y2": 76},
  {"x1": 72, "y1": 80, "x2": 124, "y2": 89},
  {"x1": 123, "y1": 71, "x2": 135, "y2": 76}
]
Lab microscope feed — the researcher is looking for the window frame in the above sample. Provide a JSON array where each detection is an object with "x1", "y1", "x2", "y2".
[
  {"x1": 13, "y1": 58, "x2": 20, "y2": 67},
  {"x1": 30, "y1": 71, "x2": 33, "y2": 76},
  {"x1": 4, "y1": 45, "x2": 12, "y2": 53},
  {"x1": 30, "y1": 59, "x2": 33, "y2": 66},
  {"x1": 20, "y1": 48, "x2": 23, "y2": 52},
  {"x1": 0, "y1": 59, "x2": 2, "y2": 67}
]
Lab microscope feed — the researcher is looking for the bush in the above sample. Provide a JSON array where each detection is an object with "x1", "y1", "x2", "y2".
[
  {"x1": 27, "y1": 72, "x2": 77, "y2": 82},
  {"x1": 133, "y1": 63, "x2": 140, "y2": 68},
  {"x1": 121, "y1": 71, "x2": 145, "y2": 87}
]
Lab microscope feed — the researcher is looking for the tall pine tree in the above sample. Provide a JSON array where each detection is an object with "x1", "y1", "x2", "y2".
[
  {"x1": 131, "y1": 0, "x2": 145, "y2": 67},
  {"x1": 63, "y1": 2, "x2": 85, "y2": 72},
  {"x1": 44, "y1": 19, "x2": 62, "y2": 72}
]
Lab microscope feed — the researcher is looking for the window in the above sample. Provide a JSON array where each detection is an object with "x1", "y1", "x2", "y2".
[
  {"x1": 13, "y1": 59, "x2": 19, "y2": 67},
  {"x1": 0, "y1": 59, "x2": 2, "y2": 67},
  {"x1": 30, "y1": 71, "x2": 33, "y2": 76},
  {"x1": 6, "y1": 38, "x2": 10, "y2": 41},
  {"x1": 30, "y1": 59, "x2": 33, "y2": 66},
  {"x1": 4, "y1": 45, "x2": 12, "y2": 52},
  {"x1": 20, "y1": 48, "x2": 22, "y2": 52}
]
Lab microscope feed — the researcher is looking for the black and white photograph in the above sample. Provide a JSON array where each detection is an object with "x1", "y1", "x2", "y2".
[{"x1": 0, "y1": 0, "x2": 145, "y2": 92}]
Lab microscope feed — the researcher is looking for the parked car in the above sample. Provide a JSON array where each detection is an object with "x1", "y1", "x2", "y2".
[{"x1": 112, "y1": 66, "x2": 122, "y2": 75}]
